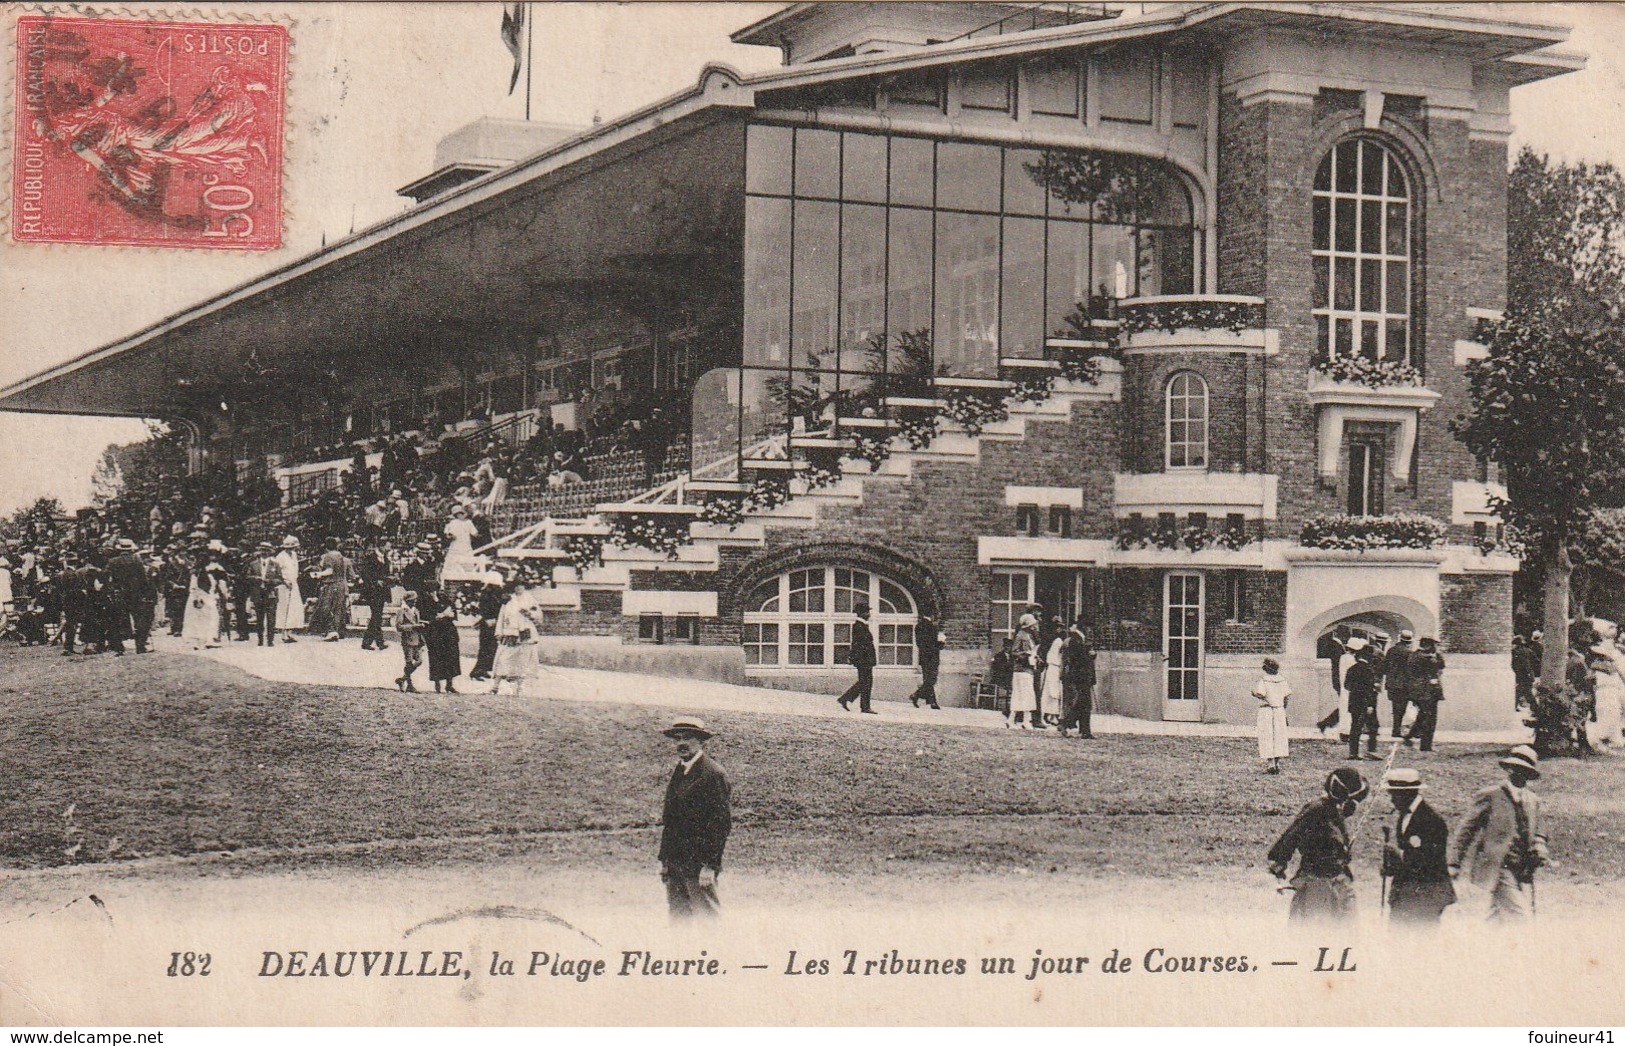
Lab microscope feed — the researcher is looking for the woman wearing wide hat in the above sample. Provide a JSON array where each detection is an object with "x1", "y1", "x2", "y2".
[{"x1": 1267, "y1": 767, "x2": 1369, "y2": 921}]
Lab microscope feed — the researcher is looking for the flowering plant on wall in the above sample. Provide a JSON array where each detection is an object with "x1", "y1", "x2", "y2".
[
  {"x1": 895, "y1": 409, "x2": 940, "y2": 450},
  {"x1": 607, "y1": 512, "x2": 692, "y2": 560},
  {"x1": 847, "y1": 429, "x2": 894, "y2": 471},
  {"x1": 1314, "y1": 354, "x2": 1423, "y2": 389},
  {"x1": 697, "y1": 495, "x2": 746, "y2": 529},
  {"x1": 744, "y1": 476, "x2": 791, "y2": 514},
  {"x1": 1054, "y1": 348, "x2": 1105, "y2": 385},
  {"x1": 1009, "y1": 371, "x2": 1056, "y2": 404},
  {"x1": 1118, "y1": 298, "x2": 1263, "y2": 337},
  {"x1": 941, "y1": 386, "x2": 1010, "y2": 436},
  {"x1": 1213, "y1": 517, "x2": 1260, "y2": 551},
  {"x1": 1299, "y1": 512, "x2": 1447, "y2": 550},
  {"x1": 561, "y1": 535, "x2": 604, "y2": 576},
  {"x1": 1116, "y1": 514, "x2": 1260, "y2": 552}
]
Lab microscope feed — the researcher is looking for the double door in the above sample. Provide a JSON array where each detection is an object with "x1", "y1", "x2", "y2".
[{"x1": 1163, "y1": 571, "x2": 1204, "y2": 722}]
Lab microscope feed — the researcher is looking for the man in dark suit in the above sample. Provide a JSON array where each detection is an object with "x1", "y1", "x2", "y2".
[
  {"x1": 1344, "y1": 640, "x2": 1381, "y2": 760},
  {"x1": 837, "y1": 601, "x2": 877, "y2": 714},
  {"x1": 357, "y1": 538, "x2": 393, "y2": 652},
  {"x1": 908, "y1": 614, "x2": 943, "y2": 709},
  {"x1": 105, "y1": 537, "x2": 155, "y2": 654},
  {"x1": 1059, "y1": 616, "x2": 1097, "y2": 739},
  {"x1": 1380, "y1": 768, "x2": 1455, "y2": 924},
  {"x1": 1382, "y1": 629, "x2": 1416, "y2": 737},
  {"x1": 248, "y1": 541, "x2": 283, "y2": 647},
  {"x1": 658, "y1": 717, "x2": 732, "y2": 919},
  {"x1": 468, "y1": 570, "x2": 503, "y2": 680},
  {"x1": 56, "y1": 553, "x2": 90, "y2": 655}
]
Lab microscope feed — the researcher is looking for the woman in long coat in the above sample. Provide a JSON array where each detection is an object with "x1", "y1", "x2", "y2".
[
  {"x1": 181, "y1": 562, "x2": 222, "y2": 650},
  {"x1": 422, "y1": 583, "x2": 463, "y2": 694},
  {"x1": 1008, "y1": 614, "x2": 1041, "y2": 729},
  {"x1": 1040, "y1": 617, "x2": 1066, "y2": 726},
  {"x1": 273, "y1": 536, "x2": 305, "y2": 638},
  {"x1": 307, "y1": 537, "x2": 353, "y2": 641}
]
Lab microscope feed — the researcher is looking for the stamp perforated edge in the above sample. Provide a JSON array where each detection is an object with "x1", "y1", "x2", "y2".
[{"x1": 0, "y1": 3, "x2": 297, "y2": 251}]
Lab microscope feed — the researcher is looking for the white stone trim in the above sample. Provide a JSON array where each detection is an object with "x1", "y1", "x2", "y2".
[
  {"x1": 1451, "y1": 480, "x2": 1508, "y2": 525},
  {"x1": 1454, "y1": 339, "x2": 1488, "y2": 365},
  {"x1": 1307, "y1": 373, "x2": 1441, "y2": 482},
  {"x1": 1466, "y1": 306, "x2": 1505, "y2": 322},
  {"x1": 1004, "y1": 486, "x2": 1084, "y2": 510},
  {"x1": 1113, "y1": 471, "x2": 1278, "y2": 520},
  {"x1": 621, "y1": 590, "x2": 718, "y2": 617},
  {"x1": 978, "y1": 536, "x2": 1109, "y2": 567},
  {"x1": 1121, "y1": 328, "x2": 1279, "y2": 354}
]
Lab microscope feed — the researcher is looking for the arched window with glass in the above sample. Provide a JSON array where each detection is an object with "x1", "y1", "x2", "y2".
[
  {"x1": 1165, "y1": 371, "x2": 1208, "y2": 470},
  {"x1": 741, "y1": 566, "x2": 918, "y2": 668},
  {"x1": 1313, "y1": 138, "x2": 1413, "y2": 363}
]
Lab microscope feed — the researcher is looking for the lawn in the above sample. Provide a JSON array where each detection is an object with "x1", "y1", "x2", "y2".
[{"x1": 2, "y1": 645, "x2": 1622, "y2": 887}]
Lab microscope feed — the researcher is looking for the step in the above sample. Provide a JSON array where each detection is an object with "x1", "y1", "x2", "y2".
[{"x1": 934, "y1": 376, "x2": 1014, "y2": 391}]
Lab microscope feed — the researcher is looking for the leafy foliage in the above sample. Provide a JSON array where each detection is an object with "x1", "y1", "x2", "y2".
[
  {"x1": 606, "y1": 512, "x2": 691, "y2": 560},
  {"x1": 1314, "y1": 354, "x2": 1423, "y2": 389},
  {"x1": 1117, "y1": 299, "x2": 1263, "y2": 337},
  {"x1": 1299, "y1": 513, "x2": 1447, "y2": 551},
  {"x1": 561, "y1": 535, "x2": 604, "y2": 576}
]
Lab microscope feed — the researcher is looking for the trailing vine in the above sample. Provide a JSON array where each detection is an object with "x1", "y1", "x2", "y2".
[
  {"x1": 1009, "y1": 371, "x2": 1057, "y2": 404},
  {"x1": 697, "y1": 495, "x2": 746, "y2": 529},
  {"x1": 561, "y1": 534, "x2": 604, "y2": 575},
  {"x1": 941, "y1": 386, "x2": 1010, "y2": 435},
  {"x1": 744, "y1": 476, "x2": 791, "y2": 514},
  {"x1": 895, "y1": 409, "x2": 941, "y2": 450},
  {"x1": 1118, "y1": 298, "x2": 1263, "y2": 337},
  {"x1": 848, "y1": 428, "x2": 895, "y2": 470},
  {"x1": 1313, "y1": 354, "x2": 1424, "y2": 389}
]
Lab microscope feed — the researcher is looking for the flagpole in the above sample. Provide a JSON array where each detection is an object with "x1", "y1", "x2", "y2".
[{"x1": 524, "y1": 2, "x2": 533, "y2": 122}]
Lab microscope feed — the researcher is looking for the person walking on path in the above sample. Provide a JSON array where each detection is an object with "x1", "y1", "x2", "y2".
[
  {"x1": 248, "y1": 541, "x2": 283, "y2": 647},
  {"x1": 105, "y1": 537, "x2": 154, "y2": 655},
  {"x1": 357, "y1": 539, "x2": 393, "y2": 652},
  {"x1": 1267, "y1": 767, "x2": 1369, "y2": 921},
  {"x1": 1511, "y1": 634, "x2": 1537, "y2": 711},
  {"x1": 1344, "y1": 639, "x2": 1381, "y2": 760},
  {"x1": 837, "y1": 601, "x2": 877, "y2": 714},
  {"x1": 181, "y1": 562, "x2": 223, "y2": 651},
  {"x1": 1253, "y1": 657, "x2": 1291, "y2": 774},
  {"x1": 394, "y1": 591, "x2": 425, "y2": 693},
  {"x1": 658, "y1": 717, "x2": 732, "y2": 920},
  {"x1": 307, "y1": 537, "x2": 354, "y2": 642},
  {"x1": 1404, "y1": 637, "x2": 1446, "y2": 752},
  {"x1": 1379, "y1": 768, "x2": 1455, "y2": 925},
  {"x1": 1058, "y1": 617, "x2": 1096, "y2": 739},
  {"x1": 491, "y1": 581, "x2": 538, "y2": 696},
  {"x1": 908, "y1": 614, "x2": 944, "y2": 709},
  {"x1": 1040, "y1": 616, "x2": 1066, "y2": 728},
  {"x1": 1007, "y1": 614, "x2": 1042, "y2": 730},
  {"x1": 274, "y1": 536, "x2": 305, "y2": 639},
  {"x1": 1382, "y1": 629, "x2": 1416, "y2": 738},
  {"x1": 1450, "y1": 745, "x2": 1550, "y2": 921},
  {"x1": 469, "y1": 571, "x2": 505, "y2": 683},
  {"x1": 421, "y1": 583, "x2": 463, "y2": 694}
]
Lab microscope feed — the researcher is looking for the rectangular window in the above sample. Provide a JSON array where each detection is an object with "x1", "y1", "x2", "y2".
[
  {"x1": 638, "y1": 614, "x2": 664, "y2": 644},
  {"x1": 960, "y1": 68, "x2": 1013, "y2": 113},
  {"x1": 935, "y1": 142, "x2": 1001, "y2": 213},
  {"x1": 889, "y1": 72, "x2": 943, "y2": 110},
  {"x1": 1028, "y1": 57, "x2": 1081, "y2": 117},
  {"x1": 793, "y1": 128, "x2": 841, "y2": 200},
  {"x1": 1046, "y1": 220, "x2": 1090, "y2": 335},
  {"x1": 792, "y1": 200, "x2": 840, "y2": 368},
  {"x1": 1015, "y1": 503, "x2": 1041, "y2": 537},
  {"x1": 1225, "y1": 571, "x2": 1253, "y2": 623},
  {"x1": 1170, "y1": 56, "x2": 1206, "y2": 129},
  {"x1": 842, "y1": 132, "x2": 887, "y2": 204},
  {"x1": 833, "y1": 622, "x2": 852, "y2": 666},
  {"x1": 889, "y1": 137, "x2": 935, "y2": 207},
  {"x1": 934, "y1": 212, "x2": 1001, "y2": 376},
  {"x1": 990, "y1": 569, "x2": 1034, "y2": 640},
  {"x1": 670, "y1": 616, "x2": 699, "y2": 644},
  {"x1": 840, "y1": 204, "x2": 888, "y2": 366},
  {"x1": 1097, "y1": 49, "x2": 1155, "y2": 124},
  {"x1": 743, "y1": 622, "x2": 779, "y2": 665},
  {"x1": 746, "y1": 124, "x2": 793, "y2": 196},
  {"x1": 1001, "y1": 217, "x2": 1046, "y2": 359},
  {"x1": 743, "y1": 197, "x2": 791, "y2": 366},
  {"x1": 877, "y1": 623, "x2": 916, "y2": 666},
  {"x1": 888, "y1": 208, "x2": 934, "y2": 338},
  {"x1": 1348, "y1": 440, "x2": 1385, "y2": 516},
  {"x1": 1003, "y1": 148, "x2": 1048, "y2": 216},
  {"x1": 788, "y1": 622, "x2": 826, "y2": 665},
  {"x1": 1048, "y1": 505, "x2": 1073, "y2": 538}
]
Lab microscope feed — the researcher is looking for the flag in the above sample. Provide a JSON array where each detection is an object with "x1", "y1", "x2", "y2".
[{"x1": 501, "y1": 3, "x2": 525, "y2": 95}]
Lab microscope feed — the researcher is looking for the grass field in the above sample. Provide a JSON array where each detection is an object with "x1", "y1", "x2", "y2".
[{"x1": 2, "y1": 644, "x2": 1622, "y2": 889}]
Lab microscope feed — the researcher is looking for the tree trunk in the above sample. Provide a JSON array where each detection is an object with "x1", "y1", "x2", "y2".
[{"x1": 1541, "y1": 544, "x2": 1573, "y2": 687}]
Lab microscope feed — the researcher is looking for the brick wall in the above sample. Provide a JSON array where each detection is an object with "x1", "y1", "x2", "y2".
[
  {"x1": 1441, "y1": 574, "x2": 1513, "y2": 654},
  {"x1": 1122, "y1": 352, "x2": 1252, "y2": 473},
  {"x1": 1206, "y1": 570, "x2": 1288, "y2": 654}
]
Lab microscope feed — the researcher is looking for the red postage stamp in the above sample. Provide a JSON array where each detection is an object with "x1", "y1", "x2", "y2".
[{"x1": 12, "y1": 14, "x2": 287, "y2": 249}]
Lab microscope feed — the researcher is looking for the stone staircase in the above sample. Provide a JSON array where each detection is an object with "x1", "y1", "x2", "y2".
[{"x1": 482, "y1": 366, "x2": 1120, "y2": 611}]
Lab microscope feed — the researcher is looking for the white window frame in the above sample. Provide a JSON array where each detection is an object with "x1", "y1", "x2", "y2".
[
  {"x1": 743, "y1": 566, "x2": 918, "y2": 668},
  {"x1": 1313, "y1": 138, "x2": 1412, "y2": 363},
  {"x1": 990, "y1": 568, "x2": 1035, "y2": 643},
  {"x1": 1164, "y1": 371, "x2": 1209, "y2": 471}
]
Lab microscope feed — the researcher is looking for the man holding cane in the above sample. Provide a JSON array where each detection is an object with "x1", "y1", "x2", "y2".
[
  {"x1": 1380, "y1": 769, "x2": 1455, "y2": 925},
  {"x1": 1450, "y1": 745, "x2": 1549, "y2": 921}
]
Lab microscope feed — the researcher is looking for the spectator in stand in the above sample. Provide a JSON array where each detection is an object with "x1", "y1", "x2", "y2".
[{"x1": 442, "y1": 505, "x2": 480, "y2": 579}]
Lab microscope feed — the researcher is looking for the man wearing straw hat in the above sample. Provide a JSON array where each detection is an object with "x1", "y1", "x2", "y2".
[
  {"x1": 1450, "y1": 745, "x2": 1549, "y2": 921},
  {"x1": 1380, "y1": 768, "x2": 1455, "y2": 924},
  {"x1": 658, "y1": 717, "x2": 732, "y2": 919},
  {"x1": 1267, "y1": 767, "x2": 1369, "y2": 921}
]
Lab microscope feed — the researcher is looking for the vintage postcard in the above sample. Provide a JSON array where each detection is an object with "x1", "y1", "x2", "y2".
[{"x1": 1, "y1": 0, "x2": 1623, "y2": 1029}]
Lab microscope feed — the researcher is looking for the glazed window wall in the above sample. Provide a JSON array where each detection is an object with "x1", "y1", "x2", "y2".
[{"x1": 710, "y1": 123, "x2": 1200, "y2": 471}]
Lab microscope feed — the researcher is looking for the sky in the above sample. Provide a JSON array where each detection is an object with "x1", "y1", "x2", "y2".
[{"x1": 2, "y1": 1, "x2": 1623, "y2": 517}]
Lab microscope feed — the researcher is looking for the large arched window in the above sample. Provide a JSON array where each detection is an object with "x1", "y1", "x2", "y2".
[
  {"x1": 741, "y1": 566, "x2": 917, "y2": 667},
  {"x1": 1165, "y1": 371, "x2": 1208, "y2": 470},
  {"x1": 1313, "y1": 138, "x2": 1413, "y2": 362}
]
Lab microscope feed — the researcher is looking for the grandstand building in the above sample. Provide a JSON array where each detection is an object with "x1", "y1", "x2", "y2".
[{"x1": 0, "y1": 3, "x2": 1583, "y2": 727}]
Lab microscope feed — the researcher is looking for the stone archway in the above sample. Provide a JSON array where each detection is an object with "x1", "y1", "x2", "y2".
[{"x1": 1295, "y1": 595, "x2": 1435, "y2": 659}]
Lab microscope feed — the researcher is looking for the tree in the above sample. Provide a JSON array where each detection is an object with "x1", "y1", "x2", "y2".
[
  {"x1": 1454, "y1": 148, "x2": 1625, "y2": 689},
  {"x1": 0, "y1": 497, "x2": 66, "y2": 546}
]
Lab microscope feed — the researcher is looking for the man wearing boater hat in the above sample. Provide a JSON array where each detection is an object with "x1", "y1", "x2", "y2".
[
  {"x1": 1267, "y1": 767, "x2": 1370, "y2": 921},
  {"x1": 657, "y1": 717, "x2": 732, "y2": 919},
  {"x1": 1380, "y1": 768, "x2": 1455, "y2": 924},
  {"x1": 1450, "y1": 745, "x2": 1549, "y2": 921}
]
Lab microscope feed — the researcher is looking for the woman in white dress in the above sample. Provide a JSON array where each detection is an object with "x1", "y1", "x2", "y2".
[
  {"x1": 442, "y1": 504, "x2": 480, "y2": 579},
  {"x1": 274, "y1": 536, "x2": 305, "y2": 639},
  {"x1": 1008, "y1": 614, "x2": 1041, "y2": 729},
  {"x1": 1588, "y1": 619, "x2": 1625, "y2": 751},
  {"x1": 1253, "y1": 657, "x2": 1292, "y2": 773},
  {"x1": 1040, "y1": 618, "x2": 1066, "y2": 726},
  {"x1": 490, "y1": 583, "x2": 538, "y2": 695},
  {"x1": 181, "y1": 563, "x2": 222, "y2": 650}
]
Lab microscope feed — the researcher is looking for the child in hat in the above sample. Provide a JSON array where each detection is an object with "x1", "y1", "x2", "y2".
[
  {"x1": 1253, "y1": 657, "x2": 1291, "y2": 774},
  {"x1": 394, "y1": 591, "x2": 425, "y2": 693}
]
